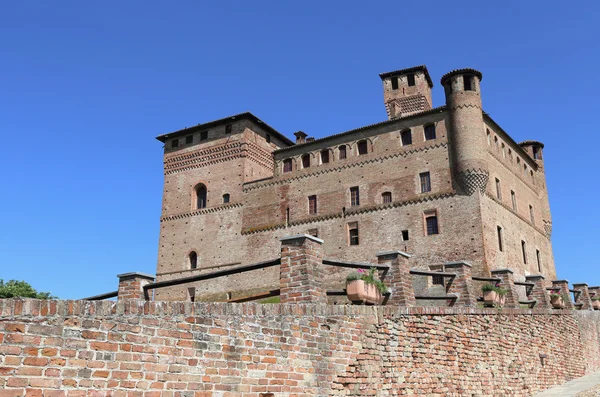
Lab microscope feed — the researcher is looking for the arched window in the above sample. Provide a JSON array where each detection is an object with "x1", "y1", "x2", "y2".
[
  {"x1": 486, "y1": 129, "x2": 491, "y2": 145},
  {"x1": 382, "y1": 192, "x2": 392, "y2": 204},
  {"x1": 401, "y1": 130, "x2": 412, "y2": 146},
  {"x1": 283, "y1": 158, "x2": 293, "y2": 173},
  {"x1": 339, "y1": 145, "x2": 347, "y2": 160},
  {"x1": 357, "y1": 140, "x2": 368, "y2": 155},
  {"x1": 424, "y1": 124, "x2": 436, "y2": 140},
  {"x1": 320, "y1": 150, "x2": 330, "y2": 164},
  {"x1": 195, "y1": 184, "x2": 207, "y2": 209},
  {"x1": 189, "y1": 251, "x2": 198, "y2": 269},
  {"x1": 223, "y1": 193, "x2": 230, "y2": 204},
  {"x1": 301, "y1": 154, "x2": 311, "y2": 168}
]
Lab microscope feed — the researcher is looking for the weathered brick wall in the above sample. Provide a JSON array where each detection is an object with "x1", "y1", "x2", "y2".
[{"x1": 1, "y1": 299, "x2": 599, "y2": 396}]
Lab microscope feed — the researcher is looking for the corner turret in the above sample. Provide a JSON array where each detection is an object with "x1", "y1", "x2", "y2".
[{"x1": 380, "y1": 65, "x2": 433, "y2": 119}]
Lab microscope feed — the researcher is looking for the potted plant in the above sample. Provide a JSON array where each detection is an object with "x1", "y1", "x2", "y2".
[
  {"x1": 550, "y1": 292, "x2": 565, "y2": 309},
  {"x1": 592, "y1": 297, "x2": 600, "y2": 310},
  {"x1": 346, "y1": 268, "x2": 388, "y2": 305},
  {"x1": 482, "y1": 284, "x2": 508, "y2": 307}
]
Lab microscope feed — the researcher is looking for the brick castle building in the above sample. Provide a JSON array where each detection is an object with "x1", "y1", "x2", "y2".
[{"x1": 155, "y1": 66, "x2": 554, "y2": 301}]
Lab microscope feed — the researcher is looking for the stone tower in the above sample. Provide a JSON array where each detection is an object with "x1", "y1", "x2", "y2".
[
  {"x1": 379, "y1": 65, "x2": 433, "y2": 119},
  {"x1": 441, "y1": 69, "x2": 488, "y2": 195}
]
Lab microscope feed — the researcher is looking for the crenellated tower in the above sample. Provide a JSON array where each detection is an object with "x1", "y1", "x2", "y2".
[
  {"x1": 380, "y1": 65, "x2": 433, "y2": 119},
  {"x1": 442, "y1": 69, "x2": 488, "y2": 195}
]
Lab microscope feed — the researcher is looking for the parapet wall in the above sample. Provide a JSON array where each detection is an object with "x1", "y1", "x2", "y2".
[{"x1": 1, "y1": 299, "x2": 600, "y2": 396}]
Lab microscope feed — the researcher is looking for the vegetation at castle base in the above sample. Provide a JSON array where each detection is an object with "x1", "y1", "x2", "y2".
[
  {"x1": 258, "y1": 296, "x2": 280, "y2": 304},
  {"x1": 482, "y1": 283, "x2": 508, "y2": 296},
  {"x1": 0, "y1": 280, "x2": 55, "y2": 299},
  {"x1": 346, "y1": 267, "x2": 388, "y2": 294}
]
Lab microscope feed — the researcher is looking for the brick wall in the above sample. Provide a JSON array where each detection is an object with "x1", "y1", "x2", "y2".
[{"x1": 1, "y1": 299, "x2": 599, "y2": 396}]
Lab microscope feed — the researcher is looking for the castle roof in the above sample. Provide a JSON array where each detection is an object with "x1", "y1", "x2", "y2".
[
  {"x1": 156, "y1": 112, "x2": 295, "y2": 146},
  {"x1": 440, "y1": 68, "x2": 483, "y2": 85},
  {"x1": 379, "y1": 65, "x2": 434, "y2": 88},
  {"x1": 519, "y1": 140, "x2": 545, "y2": 149}
]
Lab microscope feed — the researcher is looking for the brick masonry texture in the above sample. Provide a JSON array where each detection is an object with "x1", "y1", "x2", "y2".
[
  {"x1": 154, "y1": 65, "x2": 554, "y2": 301},
  {"x1": 1, "y1": 298, "x2": 599, "y2": 396}
]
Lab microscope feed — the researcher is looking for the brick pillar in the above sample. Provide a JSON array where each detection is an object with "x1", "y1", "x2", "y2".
[
  {"x1": 525, "y1": 275, "x2": 552, "y2": 309},
  {"x1": 376, "y1": 251, "x2": 415, "y2": 306},
  {"x1": 444, "y1": 261, "x2": 475, "y2": 307},
  {"x1": 573, "y1": 283, "x2": 593, "y2": 310},
  {"x1": 551, "y1": 280, "x2": 574, "y2": 310},
  {"x1": 280, "y1": 234, "x2": 326, "y2": 304},
  {"x1": 117, "y1": 272, "x2": 155, "y2": 300},
  {"x1": 589, "y1": 286, "x2": 600, "y2": 310},
  {"x1": 490, "y1": 269, "x2": 519, "y2": 308}
]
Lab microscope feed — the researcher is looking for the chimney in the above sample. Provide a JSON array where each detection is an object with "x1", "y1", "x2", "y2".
[
  {"x1": 294, "y1": 131, "x2": 308, "y2": 144},
  {"x1": 306, "y1": 137, "x2": 315, "y2": 143}
]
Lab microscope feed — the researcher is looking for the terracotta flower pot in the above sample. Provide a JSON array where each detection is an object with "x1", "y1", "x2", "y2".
[
  {"x1": 347, "y1": 280, "x2": 380, "y2": 305},
  {"x1": 483, "y1": 290, "x2": 499, "y2": 307},
  {"x1": 593, "y1": 300, "x2": 600, "y2": 310},
  {"x1": 551, "y1": 295, "x2": 565, "y2": 309}
]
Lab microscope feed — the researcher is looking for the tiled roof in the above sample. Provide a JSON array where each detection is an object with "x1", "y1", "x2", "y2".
[
  {"x1": 273, "y1": 106, "x2": 447, "y2": 154},
  {"x1": 440, "y1": 68, "x2": 483, "y2": 85},
  {"x1": 156, "y1": 112, "x2": 294, "y2": 146},
  {"x1": 379, "y1": 65, "x2": 434, "y2": 88}
]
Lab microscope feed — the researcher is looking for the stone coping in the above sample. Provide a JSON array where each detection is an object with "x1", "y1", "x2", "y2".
[
  {"x1": 376, "y1": 250, "x2": 411, "y2": 258},
  {"x1": 280, "y1": 234, "x2": 324, "y2": 244},
  {"x1": 116, "y1": 272, "x2": 156, "y2": 281},
  {"x1": 2, "y1": 298, "x2": 598, "y2": 318}
]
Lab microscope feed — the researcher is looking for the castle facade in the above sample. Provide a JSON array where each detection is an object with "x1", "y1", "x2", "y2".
[{"x1": 155, "y1": 66, "x2": 554, "y2": 301}]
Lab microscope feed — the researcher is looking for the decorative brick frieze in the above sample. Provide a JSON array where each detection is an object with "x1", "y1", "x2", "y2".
[
  {"x1": 376, "y1": 251, "x2": 415, "y2": 306},
  {"x1": 160, "y1": 202, "x2": 243, "y2": 222},
  {"x1": 279, "y1": 235, "x2": 326, "y2": 303},
  {"x1": 456, "y1": 168, "x2": 489, "y2": 195}
]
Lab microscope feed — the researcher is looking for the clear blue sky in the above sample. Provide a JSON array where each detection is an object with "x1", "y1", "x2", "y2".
[{"x1": 1, "y1": 1, "x2": 598, "y2": 299}]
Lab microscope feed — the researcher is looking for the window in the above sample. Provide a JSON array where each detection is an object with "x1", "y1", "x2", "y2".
[
  {"x1": 529, "y1": 205, "x2": 534, "y2": 224},
  {"x1": 495, "y1": 178, "x2": 502, "y2": 200},
  {"x1": 200, "y1": 131, "x2": 208, "y2": 141},
  {"x1": 401, "y1": 129, "x2": 412, "y2": 146},
  {"x1": 401, "y1": 230, "x2": 409, "y2": 241},
  {"x1": 223, "y1": 194, "x2": 230, "y2": 204},
  {"x1": 432, "y1": 271, "x2": 444, "y2": 286},
  {"x1": 521, "y1": 240, "x2": 527, "y2": 264},
  {"x1": 189, "y1": 251, "x2": 198, "y2": 269},
  {"x1": 350, "y1": 186, "x2": 360, "y2": 206},
  {"x1": 225, "y1": 124, "x2": 232, "y2": 134},
  {"x1": 357, "y1": 140, "x2": 368, "y2": 155},
  {"x1": 425, "y1": 214, "x2": 439, "y2": 235},
  {"x1": 494, "y1": 136, "x2": 499, "y2": 151},
  {"x1": 536, "y1": 250, "x2": 542, "y2": 272},
  {"x1": 283, "y1": 159, "x2": 293, "y2": 173},
  {"x1": 186, "y1": 135, "x2": 193, "y2": 144},
  {"x1": 463, "y1": 75, "x2": 473, "y2": 91},
  {"x1": 511, "y1": 191, "x2": 517, "y2": 211},
  {"x1": 308, "y1": 228, "x2": 319, "y2": 238},
  {"x1": 321, "y1": 150, "x2": 330, "y2": 164},
  {"x1": 497, "y1": 226, "x2": 503, "y2": 252},
  {"x1": 391, "y1": 77, "x2": 399, "y2": 90},
  {"x1": 302, "y1": 154, "x2": 311, "y2": 169},
  {"x1": 533, "y1": 147, "x2": 542, "y2": 160},
  {"x1": 486, "y1": 129, "x2": 491, "y2": 145},
  {"x1": 266, "y1": 134, "x2": 271, "y2": 143},
  {"x1": 339, "y1": 145, "x2": 347, "y2": 160},
  {"x1": 348, "y1": 222, "x2": 359, "y2": 246},
  {"x1": 382, "y1": 192, "x2": 392, "y2": 204},
  {"x1": 195, "y1": 184, "x2": 207, "y2": 209},
  {"x1": 308, "y1": 195, "x2": 317, "y2": 215},
  {"x1": 508, "y1": 149, "x2": 513, "y2": 162},
  {"x1": 424, "y1": 124, "x2": 436, "y2": 140},
  {"x1": 501, "y1": 143, "x2": 506, "y2": 158},
  {"x1": 188, "y1": 287, "x2": 195, "y2": 302},
  {"x1": 407, "y1": 73, "x2": 415, "y2": 87},
  {"x1": 171, "y1": 139, "x2": 179, "y2": 148},
  {"x1": 420, "y1": 172, "x2": 431, "y2": 193},
  {"x1": 285, "y1": 207, "x2": 290, "y2": 226}
]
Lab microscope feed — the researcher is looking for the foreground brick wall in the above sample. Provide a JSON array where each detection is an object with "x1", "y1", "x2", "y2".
[{"x1": 1, "y1": 299, "x2": 599, "y2": 396}]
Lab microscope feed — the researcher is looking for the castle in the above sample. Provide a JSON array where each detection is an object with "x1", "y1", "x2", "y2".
[{"x1": 154, "y1": 65, "x2": 555, "y2": 301}]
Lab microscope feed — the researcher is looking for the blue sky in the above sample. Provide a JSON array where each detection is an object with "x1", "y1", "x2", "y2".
[{"x1": 1, "y1": 1, "x2": 598, "y2": 299}]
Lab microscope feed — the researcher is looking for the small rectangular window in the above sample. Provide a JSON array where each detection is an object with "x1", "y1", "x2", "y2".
[
  {"x1": 424, "y1": 124, "x2": 436, "y2": 140},
  {"x1": 339, "y1": 146, "x2": 347, "y2": 160},
  {"x1": 529, "y1": 205, "x2": 535, "y2": 224},
  {"x1": 357, "y1": 141, "x2": 368, "y2": 155},
  {"x1": 401, "y1": 230, "x2": 409, "y2": 241},
  {"x1": 511, "y1": 191, "x2": 517, "y2": 211},
  {"x1": 391, "y1": 77, "x2": 399, "y2": 90},
  {"x1": 171, "y1": 139, "x2": 179, "y2": 148},
  {"x1": 382, "y1": 192, "x2": 392, "y2": 204},
  {"x1": 425, "y1": 215, "x2": 439, "y2": 235},
  {"x1": 401, "y1": 130, "x2": 412, "y2": 146},
  {"x1": 283, "y1": 159, "x2": 292, "y2": 173},
  {"x1": 407, "y1": 73, "x2": 415, "y2": 87},
  {"x1": 420, "y1": 172, "x2": 431, "y2": 193},
  {"x1": 536, "y1": 249, "x2": 541, "y2": 272},
  {"x1": 463, "y1": 75, "x2": 473, "y2": 91},
  {"x1": 188, "y1": 287, "x2": 195, "y2": 303},
  {"x1": 308, "y1": 195, "x2": 317, "y2": 215},
  {"x1": 302, "y1": 154, "x2": 310, "y2": 169},
  {"x1": 497, "y1": 226, "x2": 503, "y2": 252},
  {"x1": 521, "y1": 240, "x2": 527, "y2": 264},
  {"x1": 200, "y1": 131, "x2": 208, "y2": 141},
  {"x1": 185, "y1": 135, "x2": 193, "y2": 144},
  {"x1": 308, "y1": 228, "x2": 318, "y2": 238},
  {"x1": 266, "y1": 134, "x2": 271, "y2": 143},
  {"x1": 225, "y1": 124, "x2": 232, "y2": 134},
  {"x1": 350, "y1": 186, "x2": 360, "y2": 206},
  {"x1": 348, "y1": 222, "x2": 359, "y2": 246},
  {"x1": 321, "y1": 150, "x2": 330, "y2": 164},
  {"x1": 432, "y1": 271, "x2": 444, "y2": 286},
  {"x1": 495, "y1": 178, "x2": 502, "y2": 200}
]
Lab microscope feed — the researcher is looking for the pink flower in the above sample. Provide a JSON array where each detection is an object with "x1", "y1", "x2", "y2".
[{"x1": 357, "y1": 269, "x2": 365, "y2": 273}]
